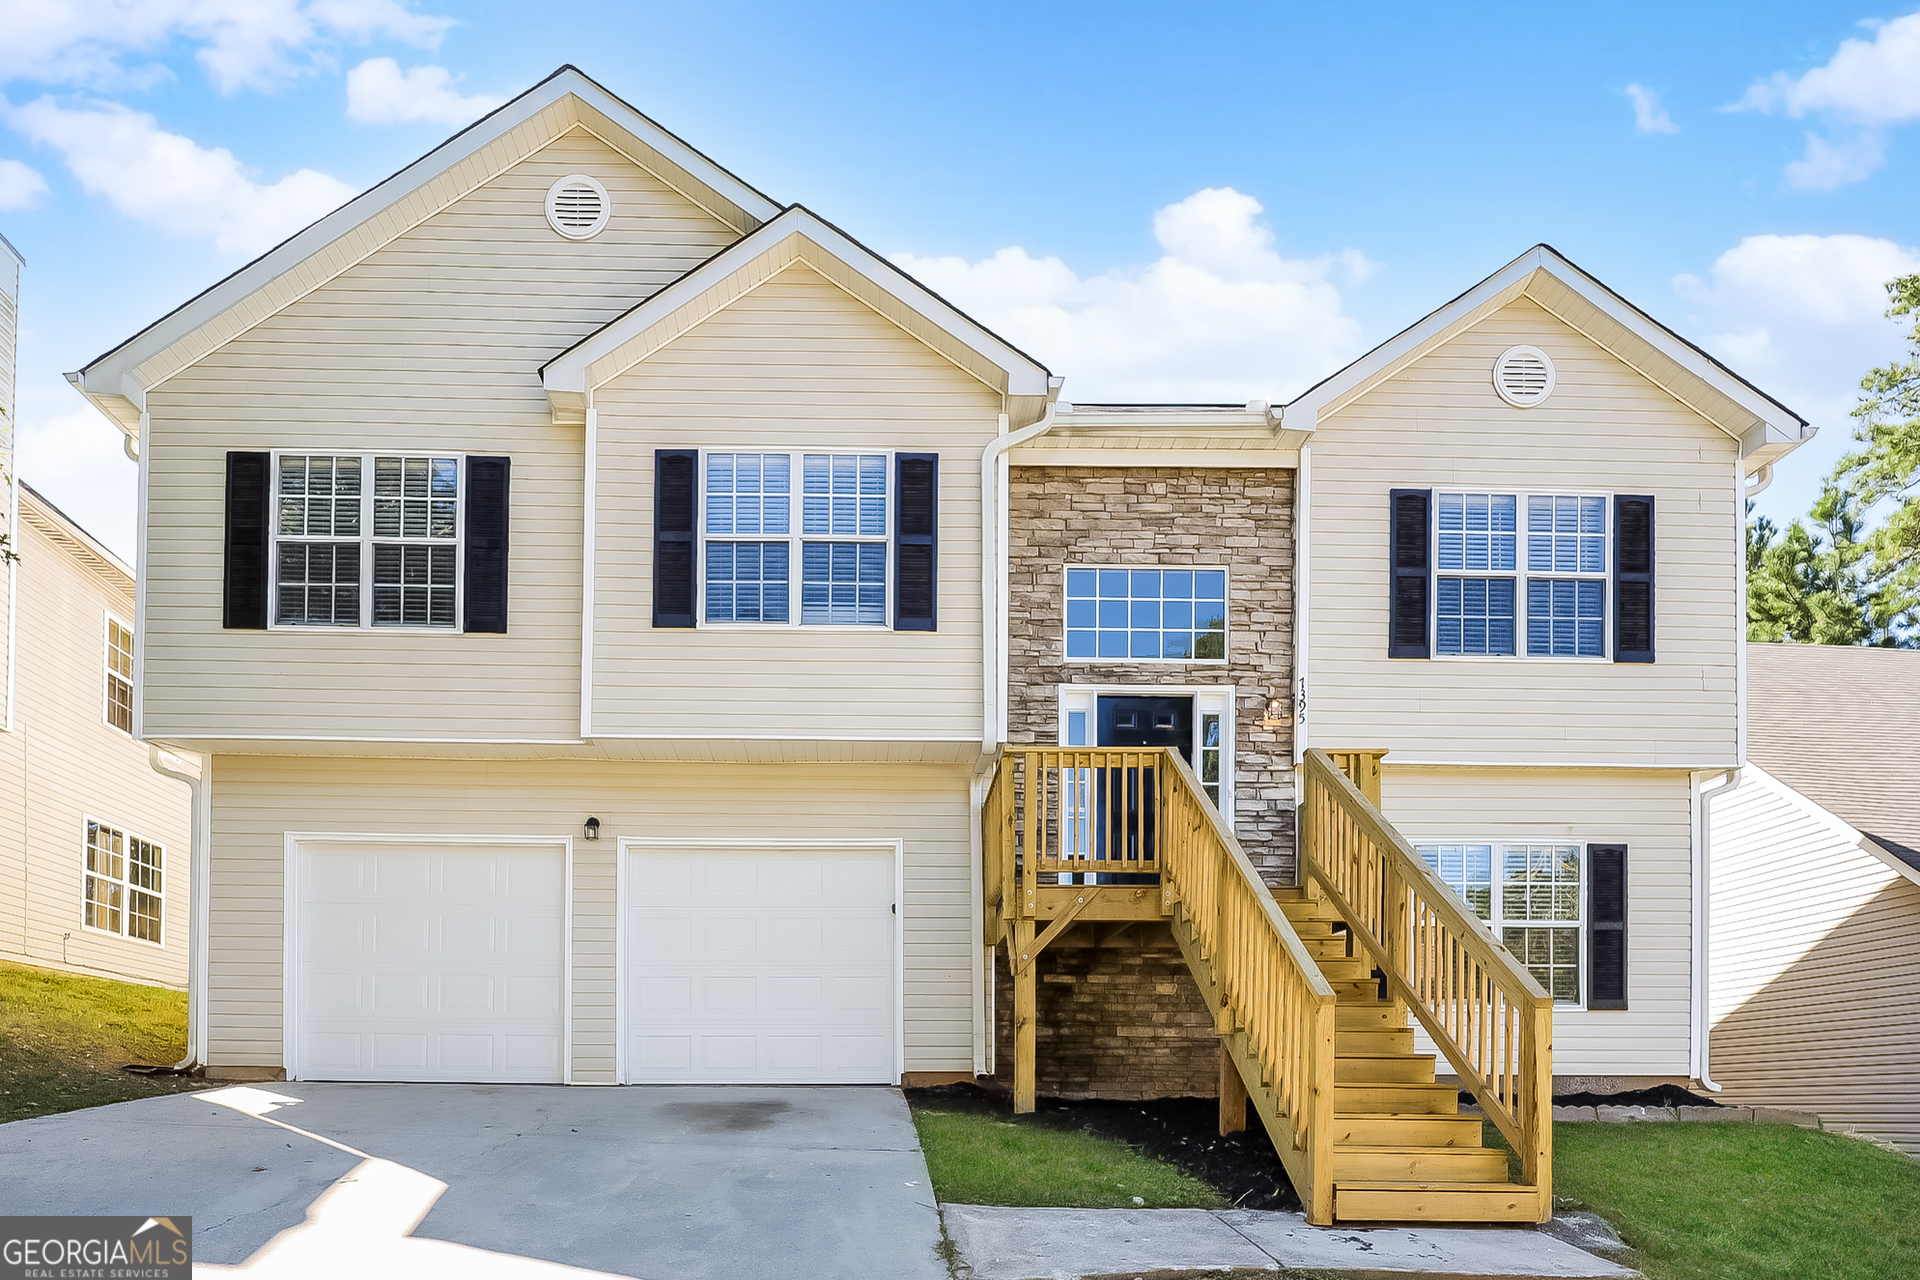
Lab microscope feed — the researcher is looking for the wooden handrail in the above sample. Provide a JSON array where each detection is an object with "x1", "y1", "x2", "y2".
[{"x1": 1298, "y1": 749, "x2": 1553, "y2": 1207}]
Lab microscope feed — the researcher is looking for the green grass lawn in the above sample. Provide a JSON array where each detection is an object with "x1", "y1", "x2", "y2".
[
  {"x1": 910, "y1": 1098, "x2": 1222, "y2": 1209},
  {"x1": 0, "y1": 959, "x2": 204, "y2": 1123},
  {"x1": 1488, "y1": 1120, "x2": 1920, "y2": 1280}
]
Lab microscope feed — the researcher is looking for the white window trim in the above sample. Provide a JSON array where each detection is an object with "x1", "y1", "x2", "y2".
[
  {"x1": 1056, "y1": 683, "x2": 1236, "y2": 831},
  {"x1": 1416, "y1": 836, "x2": 1587, "y2": 1010},
  {"x1": 1060, "y1": 563, "x2": 1232, "y2": 666},
  {"x1": 694, "y1": 448, "x2": 897, "y2": 632},
  {"x1": 266, "y1": 450, "x2": 467, "y2": 633},
  {"x1": 102, "y1": 611, "x2": 135, "y2": 737},
  {"x1": 1430, "y1": 488, "x2": 1612, "y2": 663},
  {"x1": 80, "y1": 815, "x2": 165, "y2": 948}
]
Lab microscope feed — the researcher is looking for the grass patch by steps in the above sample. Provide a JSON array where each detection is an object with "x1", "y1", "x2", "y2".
[
  {"x1": 911, "y1": 1100, "x2": 1221, "y2": 1209},
  {"x1": 0, "y1": 959, "x2": 203, "y2": 1124},
  {"x1": 1488, "y1": 1119, "x2": 1920, "y2": 1280}
]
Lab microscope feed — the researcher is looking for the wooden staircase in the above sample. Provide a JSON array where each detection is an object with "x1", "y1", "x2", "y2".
[{"x1": 1274, "y1": 887, "x2": 1536, "y2": 1222}]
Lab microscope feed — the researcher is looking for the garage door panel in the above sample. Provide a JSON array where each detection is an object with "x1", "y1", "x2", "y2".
[
  {"x1": 295, "y1": 842, "x2": 566, "y2": 1083},
  {"x1": 626, "y1": 846, "x2": 896, "y2": 1084}
]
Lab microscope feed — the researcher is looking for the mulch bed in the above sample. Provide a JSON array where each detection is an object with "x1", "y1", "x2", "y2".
[
  {"x1": 1549, "y1": 1083, "x2": 1724, "y2": 1109},
  {"x1": 906, "y1": 1083, "x2": 1302, "y2": 1211}
]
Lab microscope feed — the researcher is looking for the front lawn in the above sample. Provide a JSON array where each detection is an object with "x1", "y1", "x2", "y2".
[
  {"x1": 0, "y1": 959, "x2": 203, "y2": 1123},
  {"x1": 1497, "y1": 1120, "x2": 1920, "y2": 1280}
]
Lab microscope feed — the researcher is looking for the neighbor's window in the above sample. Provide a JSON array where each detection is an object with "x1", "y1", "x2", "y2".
[
  {"x1": 1064, "y1": 568, "x2": 1228, "y2": 661},
  {"x1": 274, "y1": 454, "x2": 460, "y2": 628},
  {"x1": 84, "y1": 820, "x2": 163, "y2": 945},
  {"x1": 105, "y1": 616, "x2": 134, "y2": 734},
  {"x1": 1418, "y1": 841, "x2": 1582, "y2": 1004},
  {"x1": 1434, "y1": 491, "x2": 1608, "y2": 658},
  {"x1": 701, "y1": 451, "x2": 890, "y2": 626}
]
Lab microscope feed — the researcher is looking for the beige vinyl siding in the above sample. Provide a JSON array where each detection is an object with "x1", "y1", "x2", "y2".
[
  {"x1": 589, "y1": 263, "x2": 996, "y2": 740},
  {"x1": 1309, "y1": 298, "x2": 1740, "y2": 766},
  {"x1": 1385, "y1": 765, "x2": 1693, "y2": 1077},
  {"x1": 140, "y1": 127, "x2": 741, "y2": 741},
  {"x1": 0, "y1": 243, "x2": 18, "y2": 953},
  {"x1": 205, "y1": 755, "x2": 975, "y2": 1078},
  {"x1": 1, "y1": 499, "x2": 192, "y2": 986},
  {"x1": 1709, "y1": 769, "x2": 1920, "y2": 1152}
]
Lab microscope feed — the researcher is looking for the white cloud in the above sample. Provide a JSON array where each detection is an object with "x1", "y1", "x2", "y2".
[
  {"x1": 346, "y1": 58, "x2": 505, "y2": 125},
  {"x1": 892, "y1": 188, "x2": 1371, "y2": 402},
  {"x1": 1734, "y1": 12, "x2": 1920, "y2": 188},
  {"x1": 15, "y1": 400, "x2": 139, "y2": 561},
  {"x1": 9, "y1": 96, "x2": 357, "y2": 255},
  {"x1": 0, "y1": 158, "x2": 50, "y2": 210},
  {"x1": 1674, "y1": 232, "x2": 1920, "y2": 520},
  {"x1": 1625, "y1": 84, "x2": 1678, "y2": 135},
  {"x1": 0, "y1": 0, "x2": 455, "y2": 95}
]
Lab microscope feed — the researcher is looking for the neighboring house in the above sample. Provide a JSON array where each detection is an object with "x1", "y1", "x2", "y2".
[
  {"x1": 62, "y1": 65, "x2": 1807, "y2": 1187},
  {"x1": 1708, "y1": 642, "x2": 1920, "y2": 1153}
]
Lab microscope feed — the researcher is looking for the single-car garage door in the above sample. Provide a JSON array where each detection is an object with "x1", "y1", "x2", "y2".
[
  {"x1": 625, "y1": 844, "x2": 897, "y2": 1083},
  {"x1": 291, "y1": 839, "x2": 567, "y2": 1083}
]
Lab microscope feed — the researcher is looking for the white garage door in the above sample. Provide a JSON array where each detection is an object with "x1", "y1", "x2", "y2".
[
  {"x1": 626, "y1": 845, "x2": 897, "y2": 1083},
  {"x1": 293, "y1": 840, "x2": 567, "y2": 1083}
]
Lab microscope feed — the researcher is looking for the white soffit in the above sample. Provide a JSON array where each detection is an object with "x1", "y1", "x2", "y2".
[
  {"x1": 540, "y1": 206, "x2": 1052, "y2": 419},
  {"x1": 1281, "y1": 244, "x2": 1811, "y2": 468},
  {"x1": 67, "y1": 65, "x2": 783, "y2": 446}
]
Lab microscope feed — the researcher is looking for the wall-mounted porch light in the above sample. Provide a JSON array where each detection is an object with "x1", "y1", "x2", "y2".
[{"x1": 584, "y1": 817, "x2": 601, "y2": 841}]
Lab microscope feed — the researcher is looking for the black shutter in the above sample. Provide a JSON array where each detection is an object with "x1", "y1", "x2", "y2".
[
  {"x1": 1614, "y1": 495, "x2": 1654, "y2": 663},
  {"x1": 654, "y1": 449, "x2": 698, "y2": 628},
  {"x1": 223, "y1": 451, "x2": 271, "y2": 629},
  {"x1": 1588, "y1": 843, "x2": 1628, "y2": 1010},
  {"x1": 463, "y1": 456, "x2": 510, "y2": 634},
  {"x1": 1389, "y1": 488, "x2": 1431, "y2": 658},
  {"x1": 894, "y1": 452, "x2": 938, "y2": 631}
]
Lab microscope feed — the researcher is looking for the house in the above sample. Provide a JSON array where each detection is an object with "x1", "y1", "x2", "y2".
[
  {"x1": 64, "y1": 66, "x2": 1809, "y2": 1223},
  {"x1": 0, "y1": 232, "x2": 195, "y2": 987},
  {"x1": 1707, "y1": 642, "x2": 1920, "y2": 1153}
]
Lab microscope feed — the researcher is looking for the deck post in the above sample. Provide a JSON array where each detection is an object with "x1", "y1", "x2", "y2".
[
  {"x1": 1012, "y1": 920, "x2": 1037, "y2": 1114},
  {"x1": 1218, "y1": 1038, "x2": 1248, "y2": 1135}
]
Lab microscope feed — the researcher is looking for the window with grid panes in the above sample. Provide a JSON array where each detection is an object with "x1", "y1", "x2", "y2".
[
  {"x1": 105, "y1": 617, "x2": 134, "y2": 733},
  {"x1": 273, "y1": 454, "x2": 461, "y2": 628},
  {"x1": 1417, "y1": 841, "x2": 1583, "y2": 1004},
  {"x1": 1525, "y1": 495, "x2": 1607, "y2": 657},
  {"x1": 704, "y1": 453, "x2": 790, "y2": 623},
  {"x1": 84, "y1": 820, "x2": 164, "y2": 944},
  {"x1": 801, "y1": 453, "x2": 888, "y2": 625},
  {"x1": 1432, "y1": 491, "x2": 1611, "y2": 659},
  {"x1": 1063, "y1": 568, "x2": 1228, "y2": 661}
]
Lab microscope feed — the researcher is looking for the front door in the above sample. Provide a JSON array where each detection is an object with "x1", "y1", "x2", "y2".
[{"x1": 1090, "y1": 696, "x2": 1194, "y2": 880}]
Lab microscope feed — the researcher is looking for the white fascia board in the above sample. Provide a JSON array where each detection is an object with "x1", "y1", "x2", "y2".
[
  {"x1": 542, "y1": 206, "x2": 1052, "y2": 399},
  {"x1": 70, "y1": 66, "x2": 782, "y2": 412},
  {"x1": 1283, "y1": 245, "x2": 1807, "y2": 455}
]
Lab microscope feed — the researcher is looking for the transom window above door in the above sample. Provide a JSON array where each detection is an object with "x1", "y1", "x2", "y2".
[{"x1": 1064, "y1": 567, "x2": 1227, "y2": 662}]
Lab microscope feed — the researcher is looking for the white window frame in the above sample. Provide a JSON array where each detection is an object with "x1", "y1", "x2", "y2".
[
  {"x1": 694, "y1": 448, "x2": 897, "y2": 632},
  {"x1": 1416, "y1": 837, "x2": 1586, "y2": 1009},
  {"x1": 1061, "y1": 564, "x2": 1231, "y2": 666},
  {"x1": 1056, "y1": 684, "x2": 1235, "y2": 831},
  {"x1": 1430, "y1": 488, "x2": 1612, "y2": 663},
  {"x1": 267, "y1": 450, "x2": 467, "y2": 633},
  {"x1": 81, "y1": 816, "x2": 165, "y2": 947},
  {"x1": 103, "y1": 612, "x2": 135, "y2": 736}
]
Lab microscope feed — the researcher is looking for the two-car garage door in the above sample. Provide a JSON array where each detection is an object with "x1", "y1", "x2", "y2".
[{"x1": 290, "y1": 839, "x2": 898, "y2": 1085}]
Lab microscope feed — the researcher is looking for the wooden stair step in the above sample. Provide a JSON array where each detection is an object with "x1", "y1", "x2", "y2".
[
  {"x1": 1333, "y1": 1181, "x2": 1543, "y2": 1224},
  {"x1": 1331, "y1": 1114, "x2": 1485, "y2": 1147},
  {"x1": 1278, "y1": 899, "x2": 1346, "y2": 923},
  {"x1": 1301, "y1": 935, "x2": 1352, "y2": 960},
  {"x1": 1288, "y1": 919, "x2": 1341, "y2": 939},
  {"x1": 1336, "y1": 1003, "x2": 1407, "y2": 1031},
  {"x1": 1331, "y1": 1146, "x2": 1512, "y2": 1182},
  {"x1": 1334, "y1": 980, "x2": 1388, "y2": 1004},
  {"x1": 1335, "y1": 1053, "x2": 1436, "y2": 1084},
  {"x1": 1318, "y1": 957, "x2": 1375, "y2": 983},
  {"x1": 1335, "y1": 1028, "x2": 1415, "y2": 1054},
  {"x1": 1334, "y1": 1083, "x2": 1460, "y2": 1114}
]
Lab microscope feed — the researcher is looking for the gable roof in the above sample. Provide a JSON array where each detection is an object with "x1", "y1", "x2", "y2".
[
  {"x1": 1281, "y1": 244, "x2": 1811, "y2": 472},
  {"x1": 67, "y1": 65, "x2": 782, "y2": 448},
  {"x1": 1747, "y1": 642, "x2": 1920, "y2": 871},
  {"x1": 539, "y1": 205, "x2": 1052, "y2": 421},
  {"x1": 19, "y1": 482, "x2": 134, "y2": 589}
]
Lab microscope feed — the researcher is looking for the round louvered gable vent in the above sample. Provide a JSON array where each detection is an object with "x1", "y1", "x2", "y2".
[
  {"x1": 545, "y1": 174, "x2": 611, "y2": 240},
  {"x1": 1493, "y1": 345, "x2": 1555, "y2": 407}
]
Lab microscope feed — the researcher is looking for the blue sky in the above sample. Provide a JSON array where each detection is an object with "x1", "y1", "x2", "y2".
[{"x1": 4, "y1": 1, "x2": 1920, "y2": 558}]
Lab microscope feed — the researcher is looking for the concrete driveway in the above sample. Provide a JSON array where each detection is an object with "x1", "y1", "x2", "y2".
[{"x1": 0, "y1": 1083, "x2": 948, "y2": 1280}]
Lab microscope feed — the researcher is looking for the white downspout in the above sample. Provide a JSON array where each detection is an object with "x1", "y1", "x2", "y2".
[
  {"x1": 1691, "y1": 767, "x2": 1737, "y2": 1092},
  {"x1": 150, "y1": 746, "x2": 209, "y2": 1071},
  {"x1": 979, "y1": 388, "x2": 1062, "y2": 751}
]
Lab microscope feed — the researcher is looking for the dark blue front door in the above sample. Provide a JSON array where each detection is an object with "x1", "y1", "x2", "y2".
[{"x1": 1093, "y1": 696, "x2": 1193, "y2": 880}]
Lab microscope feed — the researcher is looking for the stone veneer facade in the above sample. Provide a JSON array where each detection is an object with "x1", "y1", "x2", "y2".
[{"x1": 997, "y1": 465, "x2": 1299, "y2": 1099}]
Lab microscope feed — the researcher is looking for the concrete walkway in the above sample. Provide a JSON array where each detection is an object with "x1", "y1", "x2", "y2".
[
  {"x1": 943, "y1": 1204, "x2": 1638, "y2": 1279},
  {"x1": 0, "y1": 1083, "x2": 946, "y2": 1280}
]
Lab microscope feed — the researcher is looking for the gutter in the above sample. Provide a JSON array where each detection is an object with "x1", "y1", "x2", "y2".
[
  {"x1": 149, "y1": 745, "x2": 209, "y2": 1071},
  {"x1": 1691, "y1": 767, "x2": 1737, "y2": 1092},
  {"x1": 978, "y1": 382, "x2": 1064, "y2": 750}
]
